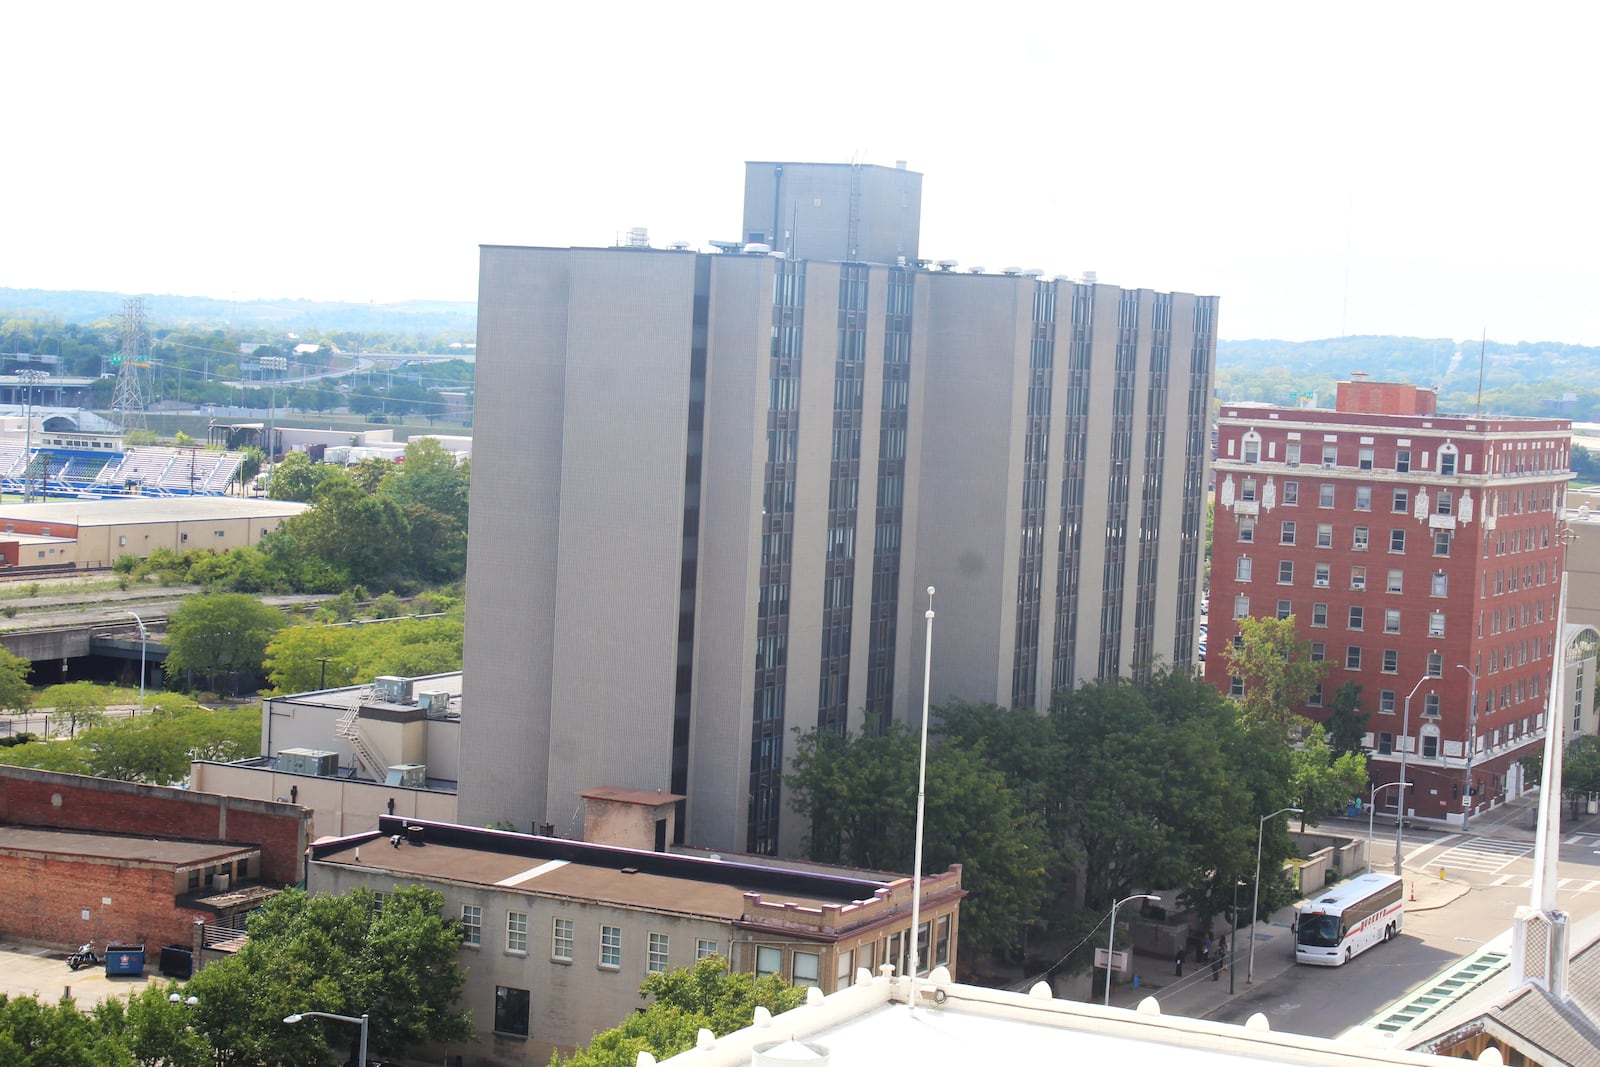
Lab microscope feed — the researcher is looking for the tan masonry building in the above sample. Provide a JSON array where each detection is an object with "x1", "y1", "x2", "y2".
[
  {"x1": 307, "y1": 814, "x2": 963, "y2": 1067},
  {"x1": 0, "y1": 497, "x2": 307, "y2": 570}
]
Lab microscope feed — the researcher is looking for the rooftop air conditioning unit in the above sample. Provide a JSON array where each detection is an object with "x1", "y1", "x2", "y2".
[
  {"x1": 418, "y1": 690, "x2": 451, "y2": 714},
  {"x1": 373, "y1": 676, "x2": 413, "y2": 704},
  {"x1": 278, "y1": 748, "x2": 339, "y2": 777},
  {"x1": 385, "y1": 764, "x2": 427, "y2": 788}
]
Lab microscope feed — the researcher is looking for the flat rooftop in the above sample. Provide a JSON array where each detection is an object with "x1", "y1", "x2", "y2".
[
  {"x1": 0, "y1": 826, "x2": 255, "y2": 866},
  {"x1": 0, "y1": 497, "x2": 309, "y2": 525},
  {"x1": 312, "y1": 835, "x2": 881, "y2": 922}
]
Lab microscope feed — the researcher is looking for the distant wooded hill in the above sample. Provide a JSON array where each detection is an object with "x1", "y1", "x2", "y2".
[
  {"x1": 1217, "y1": 336, "x2": 1600, "y2": 421},
  {"x1": 0, "y1": 288, "x2": 477, "y2": 336},
  {"x1": 5, "y1": 289, "x2": 1593, "y2": 421}
]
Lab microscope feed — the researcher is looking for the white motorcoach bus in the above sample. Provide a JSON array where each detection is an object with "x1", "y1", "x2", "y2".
[{"x1": 1294, "y1": 872, "x2": 1404, "y2": 966}]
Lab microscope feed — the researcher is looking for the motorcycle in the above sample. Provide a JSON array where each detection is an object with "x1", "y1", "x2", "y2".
[{"x1": 67, "y1": 941, "x2": 100, "y2": 971}]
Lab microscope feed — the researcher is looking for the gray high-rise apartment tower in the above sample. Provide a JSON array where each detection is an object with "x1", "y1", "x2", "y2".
[{"x1": 460, "y1": 162, "x2": 1218, "y2": 854}]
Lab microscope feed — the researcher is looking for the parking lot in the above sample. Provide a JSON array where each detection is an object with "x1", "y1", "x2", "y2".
[{"x1": 0, "y1": 940, "x2": 171, "y2": 1006}]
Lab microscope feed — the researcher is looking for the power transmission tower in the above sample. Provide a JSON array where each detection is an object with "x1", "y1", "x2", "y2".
[{"x1": 111, "y1": 297, "x2": 150, "y2": 430}]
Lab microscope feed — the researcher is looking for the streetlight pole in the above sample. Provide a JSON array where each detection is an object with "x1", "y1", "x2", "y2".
[
  {"x1": 1229, "y1": 879, "x2": 1246, "y2": 994},
  {"x1": 1249, "y1": 806, "x2": 1301, "y2": 985},
  {"x1": 1366, "y1": 781, "x2": 1410, "y2": 873},
  {"x1": 1397, "y1": 674, "x2": 1432, "y2": 876},
  {"x1": 907, "y1": 587, "x2": 934, "y2": 1010},
  {"x1": 1455, "y1": 662, "x2": 1480, "y2": 832},
  {"x1": 1104, "y1": 893, "x2": 1160, "y2": 1007},
  {"x1": 284, "y1": 1010, "x2": 367, "y2": 1066},
  {"x1": 317, "y1": 656, "x2": 331, "y2": 691},
  {"x1": 124, "y1": 610, "x2": 147, "y2": 714}
]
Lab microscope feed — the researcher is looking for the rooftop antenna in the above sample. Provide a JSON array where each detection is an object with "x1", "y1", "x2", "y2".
[{"x1": 1474, "y1": 329, "x2": 1486, "y2": 418}]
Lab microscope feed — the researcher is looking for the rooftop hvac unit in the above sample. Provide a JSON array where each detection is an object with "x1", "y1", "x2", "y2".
[
  {"x1": 372, "y1": 676, "x2": 413, "y2": 704},
  {"x1": 278, "y1": 748, "x2": 339, "y2": 777},
  {"x1": 418, "y1": 690, "x2": 451, "y2": 714},
  {"x1": 384, "y1": 764, "x2": 427, "y2": 788}
]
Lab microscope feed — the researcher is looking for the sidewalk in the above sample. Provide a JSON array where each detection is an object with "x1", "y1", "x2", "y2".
[{"x1": 1105, "y1": 866, "x2": 1471, "y2": 1019}]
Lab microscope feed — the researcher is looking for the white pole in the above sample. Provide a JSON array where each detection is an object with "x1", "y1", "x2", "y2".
[
  {"x1": 1396, "y1": 674, "x2": 1430, "y2": 876},
  {"x1": 908, "y1": 587, "x2": 934, "y2": 1010},
  {"x1": 1104, "y1": 893, "x2": 1159, "y2": 1007},
  {"x1": 1249, "y1": 806, "x2": 1300, "y2": 984},
  {"x1": 124, "y1": 610, "x2": 147, "y2": 714}
]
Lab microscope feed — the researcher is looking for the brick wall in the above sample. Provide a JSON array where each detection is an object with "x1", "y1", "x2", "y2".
[
  {"x1": 0, "y1": 767, "x2": 309, "y2": 884},
  {"x1": 0, "y1": 850, "x2": 206, "y2": 952}
]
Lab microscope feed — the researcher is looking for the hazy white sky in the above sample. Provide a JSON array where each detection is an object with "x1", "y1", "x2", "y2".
[{"x1": 8, "y1": 2, "x2": 1598, "y2": 343}]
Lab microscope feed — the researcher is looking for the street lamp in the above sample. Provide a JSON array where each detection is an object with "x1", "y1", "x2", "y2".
[
  {"x1": 1229, "y1": 879, "x2": 1246, "y2": 994},
  {"x1": 1397, "y1": 674, "x2": 1432, "y2": 876},
  {"x1": 1104, "y1": 893, "x2": 1161, "y2": 1007},
  {"x1": 284, "y1": 1010, "x2": 368, "y2": 1066},
  {"x1": 1455, "y1": 663, "x2": 1480, "y2": 832},
  {"x1": 1249, "y1": 806, "x2": 1301, "y2": 985},
  {"x1": 124, "y1": 610, "x2": 147, "y2": 714},
  {"x1": 1366, "y1": 780, "x2": 1411, "y2": 873}
]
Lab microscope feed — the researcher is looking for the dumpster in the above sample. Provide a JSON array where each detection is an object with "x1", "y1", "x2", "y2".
[
  {"x1": 105, "y1": 943, "x2": 146, "y2": 977},
  {"x1": 159, "y1": 944, "x2": 194, "y2": 980}
]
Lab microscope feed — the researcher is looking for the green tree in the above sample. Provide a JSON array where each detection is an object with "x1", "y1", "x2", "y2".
[
  {"x1": 0, "y1": 993, "x2": 134, "y2": 1066},
  {"x1": 283, "y1": 476, "x2": 412, "y2": 589},
  {"x1": 97, "y1": 986, "x2": 209, "y2": 1067},
  {"x1": 266, "y1": 451, "x2": 325, "y2": 501},
  {"x1": 183, "y1": 884, "x2": 470, "y2": 1064},
  {"x1": 1325, "y1": 682, "x2": 1370, "y2": 757},
  {"x1": 1289, "y1": 724, "x2": 1369, "y2": 830},
  {"x1": 164, "y1": 593, "x2": 287, "y2": 695},
  {"x1": 550, "y1": 956, "x2": 804, "y2": 1067},
  {"x1": 1222, "y1": 615, "x2": 1326, "y2": 731},
  {"x1": 1563, "y1": 734, "x2": 1600, "y2": 814},
  {"x1": 0, "y1": 646, "x2": 33, "y2": 715},
  {"x1": 79, "y1": 699, "x2": 260, "y2": 784},
  {"x1": 37, "y1": 681, "x2": 109, "y2": 738},
  {"x1": 347, "y1": 456, "x2": 395, "y2": 494},
  {"x1": 263, "y1": 613, "x2": 465, "y2": 694},
  {"x1": 786, "y1": 721, "x2": 1050, "y2": 961}
]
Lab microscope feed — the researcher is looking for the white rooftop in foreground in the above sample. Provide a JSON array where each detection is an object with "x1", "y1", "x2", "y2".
[{"x1": 653, "y1": 969, "x2": 1466, "y2": 1067}]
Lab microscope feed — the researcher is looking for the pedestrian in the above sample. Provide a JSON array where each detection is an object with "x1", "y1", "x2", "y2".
[
  {"x1": 1174, "y1": 951, "x2": 1184, "y2": 978},
  {"x1": 1202, "y1": 933, "x2": 1214, "y2": 962},
  {"x1": 1217, "y1": 934, "x2": 1228, "y2": 958},
  {"x1": 1211, "y1": 954, "x2": 1224, "y2": 981}
]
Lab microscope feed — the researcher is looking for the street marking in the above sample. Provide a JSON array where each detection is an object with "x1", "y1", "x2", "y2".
[
  {"x1": 1429, "y1": 838, "x2": 1533, "y2": 874},
  {"x1": 1557, "y1": 878, "x2": 1574, "y2": 889},
  {"x1": 1490, "y1": 874, "x2": 1515, "y2": 886},
  {"x1": 1583, "y1": 881, "x2": 1600, "y2": 894}
]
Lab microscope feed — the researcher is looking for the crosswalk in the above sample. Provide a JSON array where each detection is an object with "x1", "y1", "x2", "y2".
[
  {"x1": 1562, "y1": 832, "x2": 1600, "y2": 847},
  {"x1": 1428, "y1": 837, "x2": 1532, "y2": 875},
  {"x1": 1486, "y1": 874, "x2": 1600, "y2": 895}
]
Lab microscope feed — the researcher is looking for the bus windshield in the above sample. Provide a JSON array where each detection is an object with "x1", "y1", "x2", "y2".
[{"x1": 1297, "y1": 914, "x2": 1342, "y2": 948}]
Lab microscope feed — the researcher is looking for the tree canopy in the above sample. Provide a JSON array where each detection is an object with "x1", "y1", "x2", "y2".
[
  {"x1": 263, "y1": 611, "x2": 465, "y2": 694},
  {"x1": 1221, "y1": 615, "x2": 1326, "y2": 730},
  {"x1": 550, "y1": 956, "x2": 805, "y2": 1067},
  {"x1": 786, "y1": 720, "x2": 1051, "y2": 960},
  {"x1": 163, "y1": 593, "x2": 287, "y2": 695},
  {"x1": 181, "y1": 884, "x2": 470, "y2": 1064}
]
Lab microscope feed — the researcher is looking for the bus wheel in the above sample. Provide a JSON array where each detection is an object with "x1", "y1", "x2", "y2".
[
  {"x1": 1384, "y1": 923, "x2": 1395, "y2": 943},
  {"x1": 1345, "y1": 947, "x2": 1353, "y2": 964}
]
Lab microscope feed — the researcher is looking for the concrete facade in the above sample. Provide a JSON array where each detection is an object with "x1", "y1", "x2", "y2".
[
  {"x1": 1207, "y1": 384, "x2": 1588, "y2": 823},
  {"x1": 462, "y1": 216, "x2": 1216, "y2": 854},
  {"x1": 307, "y1": 816, "x2": 963, "y2": 1067}
]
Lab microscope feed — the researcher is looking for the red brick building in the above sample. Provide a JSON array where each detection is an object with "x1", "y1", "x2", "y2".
[
  {"x1": 0, "y1": 766, "x2": 310, "y2": 953},
  {"x1": 1206, "y1": 380, "x2": 1574, "y2": 822}
]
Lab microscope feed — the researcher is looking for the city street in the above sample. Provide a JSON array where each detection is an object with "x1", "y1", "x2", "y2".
[{"x1": 1198, "y1": 798, "x2": 1600, "y2": 1038}]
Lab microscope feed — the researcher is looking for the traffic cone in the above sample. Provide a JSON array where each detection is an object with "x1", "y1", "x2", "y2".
[{"x1": 1409, "y1": 881, "x2": 1416, "y2": 902}]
